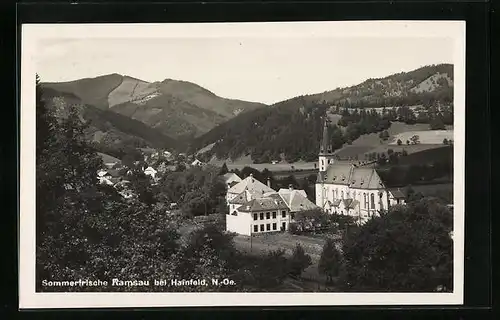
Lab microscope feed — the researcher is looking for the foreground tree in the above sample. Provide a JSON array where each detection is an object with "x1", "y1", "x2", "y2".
[
  {"x1": 318, "y1": 238, "x2": 342, "y2": 284},
  {"x1": 340, "y1": 199, "x2": 453, "y2": 292},
  {"x1": 288, "y1": 244, "x2": 312, "y2": 278}
]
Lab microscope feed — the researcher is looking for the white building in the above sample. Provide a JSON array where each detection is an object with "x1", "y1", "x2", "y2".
[
  {"x1": 278, "y1": 186, "x2": 319, "y2": 220},
  {"x1": 225, "y1": 174, "x2": 320, "y2": 235},
  {"x1": 144, "y1": 166, "x2": 157, "y2": 179},
  {"x1": 191, "y1": 159, "x2": 204, "y2": 167},
  {"x1": 315, "y1": 119, "x2": 406, "y2": 224}
]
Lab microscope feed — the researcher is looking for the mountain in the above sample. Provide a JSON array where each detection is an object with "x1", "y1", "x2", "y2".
[
  {"x1": 42, "y1": 74, "x2": 267, "y2": 140},
  {"x1": 41, "y1": 87, "x2": 179, "y2": 158},
  {"x1": 189, "y1": 64, "x2": 454, "y2": 163}
]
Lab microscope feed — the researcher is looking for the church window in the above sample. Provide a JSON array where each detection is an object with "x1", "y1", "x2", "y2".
[
  {"x1": 341, "y1": 191, "x2": 344, "y2": 199},
  {"x1": 335, "y1": 189, "x2": 338, "y2": 198},
  {"x1": 364, "y1": 193, "x2": 369, "y2": 209},
  {"x1": 371, "y1": 193, "x2": 376, "y2": 209},
  {"x1": 321, "y1": 159, "x2": 324, "y2": 167}
]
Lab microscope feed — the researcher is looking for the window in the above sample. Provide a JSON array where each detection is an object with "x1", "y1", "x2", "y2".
[
  {"x1": 371, "y1": 193, "x2": 375, "y2": 209},
  {"x1": 364, "y1": 193, "x2": 369, "y2": 209},
  {"x1": 291, "y1": 213, "x2": 295, "y2": 220},
  {"x1": 260, "y1": 224, "x2": 264, "y2": 231},
  {"x1": 266, "y1": 224, "x2": 271, "y2": 231},
  {"x1": 254, "y1": 225, "x2": 258, "y2": 232},
  {"x1": 282, "y1": 211, "x2": 286, "y2": 218},
  {"x1": 266, "y1": 212, "x2": 270, "y2": 219},
  {"x1": 321, "y1": 159, "x2": 324, "y2": 167},
  {"x1": 335, "y1": 189, "x2": 338, "y2": 198},
  {"x1": 282, "y1": 222, "x2": 287, "y2": 230},
  {"x1": 272, "y1": 223, "x2": 277, "y2": 230},
  {"x1": 272, "y1": 211, "x2": 277, "y2": 218},
  {"x1": 253, "y1": 213, "x2": 257, "y2": 221},
  {"x1": 260, "y1": 213, "x2": 264, "y2": 220},
  {"x1": 341, "y1": 191, "x2": 344, "y2": 199}
]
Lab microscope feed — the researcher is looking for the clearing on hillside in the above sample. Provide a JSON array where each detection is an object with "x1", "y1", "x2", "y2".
[{"x1": 390, "y1": 130, "x2": 454, "y2": 145}]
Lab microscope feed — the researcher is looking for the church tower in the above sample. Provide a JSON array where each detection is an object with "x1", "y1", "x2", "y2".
[{"x1": 318, "y1": 117, "x2": 335, "y2": 172}]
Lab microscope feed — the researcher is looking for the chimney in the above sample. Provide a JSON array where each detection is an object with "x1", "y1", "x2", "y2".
[
  {"x1": 249, "y1": 173, "x2": 254, "y2": 182},
  {"x1": 289, "y1": 184, "x2": 293, "y2": 191},
  {"x1": 267, "y1": 177, "x2": 271, "y2": 188}
]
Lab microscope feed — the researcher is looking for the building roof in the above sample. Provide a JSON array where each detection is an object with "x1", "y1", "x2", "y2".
[
  {"x1": 318, "y1": 163, "x2": 386, "y2": 190},
  {"x1": 278, "y1": 188, "x2": 319, "y2": 212},
  {"x1": 319, "y1": 118, "x2": 334, "y2": 155},
  {"x1": 221, "y1": 172, "x2": 242, "y2": 183},
  {"x1": 228, "y1": 190, "x2": 250, "y2": 205},
  {"x1": 107, "y1": 169, "x2": 121, "y2": 177},
  {"x1": 238, "y1": 194, "x2": 289, "y2": 212},
  {"x1": 227, "y1": 174, "x2": 275, "y2": 197},
  {"x1": 388, "y1": 188, "x2": 406, "y2": 199},
  {"x1": 342, "y1": 198, "x2": 360, "y2": 210}
]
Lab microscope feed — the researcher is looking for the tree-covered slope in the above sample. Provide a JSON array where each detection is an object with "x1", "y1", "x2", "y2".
[{"x1": 190, "y1": 64, "x2": 453, "y2": 163}]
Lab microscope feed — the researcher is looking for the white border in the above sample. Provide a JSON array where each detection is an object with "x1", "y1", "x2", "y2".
[{"x1": 19, "y1": 21, "x2": 466, "y2": 309}]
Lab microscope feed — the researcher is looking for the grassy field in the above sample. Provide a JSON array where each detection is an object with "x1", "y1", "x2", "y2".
[{"x1": 390, "y1": 130, "x2": 454, "y2": 145}]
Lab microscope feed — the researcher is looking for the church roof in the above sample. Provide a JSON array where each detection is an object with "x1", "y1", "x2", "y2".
[
  {"x1": 227, "y1": 174, "x2": 275, "y2": 196},
  {"x1": 278, "y1": 188, "x2": 318, "y2": 212},
  {"x1": 238, "y1": 194, "x2": 289, "y2": 212},
  {"x1": 317, "y1": 163, "x2": 386, "y2": 190}
]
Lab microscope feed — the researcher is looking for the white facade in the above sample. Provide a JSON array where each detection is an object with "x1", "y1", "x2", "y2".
[{"x1": 226, "y1": 206, "x2": 292, "y2": 235}]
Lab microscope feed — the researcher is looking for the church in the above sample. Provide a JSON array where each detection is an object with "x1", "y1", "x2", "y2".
[{"x1": 315, "y1": 119, "x2": 406, "y2": 224}]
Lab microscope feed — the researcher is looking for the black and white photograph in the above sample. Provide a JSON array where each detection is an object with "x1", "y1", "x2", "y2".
[{"x1": 19, "y1": 21, "x2": 465, "y2": 308}]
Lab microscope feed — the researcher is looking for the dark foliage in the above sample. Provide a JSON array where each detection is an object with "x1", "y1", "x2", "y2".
[{"x1": 340, "y1": 199, "x2": 453, "y2": 292}]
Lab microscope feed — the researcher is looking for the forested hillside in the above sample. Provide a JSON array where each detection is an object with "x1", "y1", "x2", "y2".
[
  {"x1": 190, "y1": 64, "x2": 453, "y2": 162},
  {"x1": 304, "y1": 64, "x2": 453, "y2": 108},
  {"x1": 41, "y1": 87, "x2": 179, "y2": 158}
]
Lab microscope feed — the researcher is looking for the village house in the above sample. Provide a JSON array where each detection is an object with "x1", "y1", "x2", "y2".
[
  {"x1": 191, "y1": 159, "x2": 204, "y2": 167},
  {"x1": 315, "y1": 119, "x2": 407, "y2": 224},
  {"x1": 143, "y1": 166, "x2": 158, "y2": 180},
  {"x1": 225, "y1": 174, "x2": 320, "y2": 235},
  {"x1": 97, "y1": 169, "x2": 121, "y2": 186},
  {"x1": 277, "y1": 185, "x2": 319, "y2": 220}
]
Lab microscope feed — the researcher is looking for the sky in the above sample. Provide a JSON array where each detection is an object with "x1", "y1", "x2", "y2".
[{"x1": 36, "y1": 36, "x2": 453, "y2": 105}]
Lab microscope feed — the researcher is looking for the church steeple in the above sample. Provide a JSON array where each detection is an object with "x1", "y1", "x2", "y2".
[
  {"x1": 319, "y1": 117, "x2": 333, "y2": 155},
  {"x1": 318, "y1": 117, "x2": 335, "y2": 172}
]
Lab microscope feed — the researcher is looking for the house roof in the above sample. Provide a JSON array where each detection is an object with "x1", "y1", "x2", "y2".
[
  {"x1": 342, "y1": 198, "x2": 359, "y2": 209},
  {"x1": 238, "y1": 194, "x2": 289, "y2": 212},
  {"x1": 388, "y1": 188, "x2": 406, "y2": 199},
  {"x1": 228, "y1": 191, "x2": 249, "y2": 205},
  {"x1": 227, "y1": 174, "x2": 275, "y2": 197},
  {"x1": 330, "y1": 199, "x2": 342, "y2": 207},
  {"x1": 97, "y1": 170, "x2": 108, "y2": 177},
  {"x1": 228, "y1": 181, "x2": 239, "y2": 188},
  {"x1": 278, "y1": 188, "x2": 318, "y2": 212},
  {"x1": 317, "y1": 163, "x2": 386, "y2": 190},
  {"x1": 221, "y1": 172, "x2": 242, "y2": 183},
  {"x1": 107, "y1": 169, "x2": 121, "y2": 177}
]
